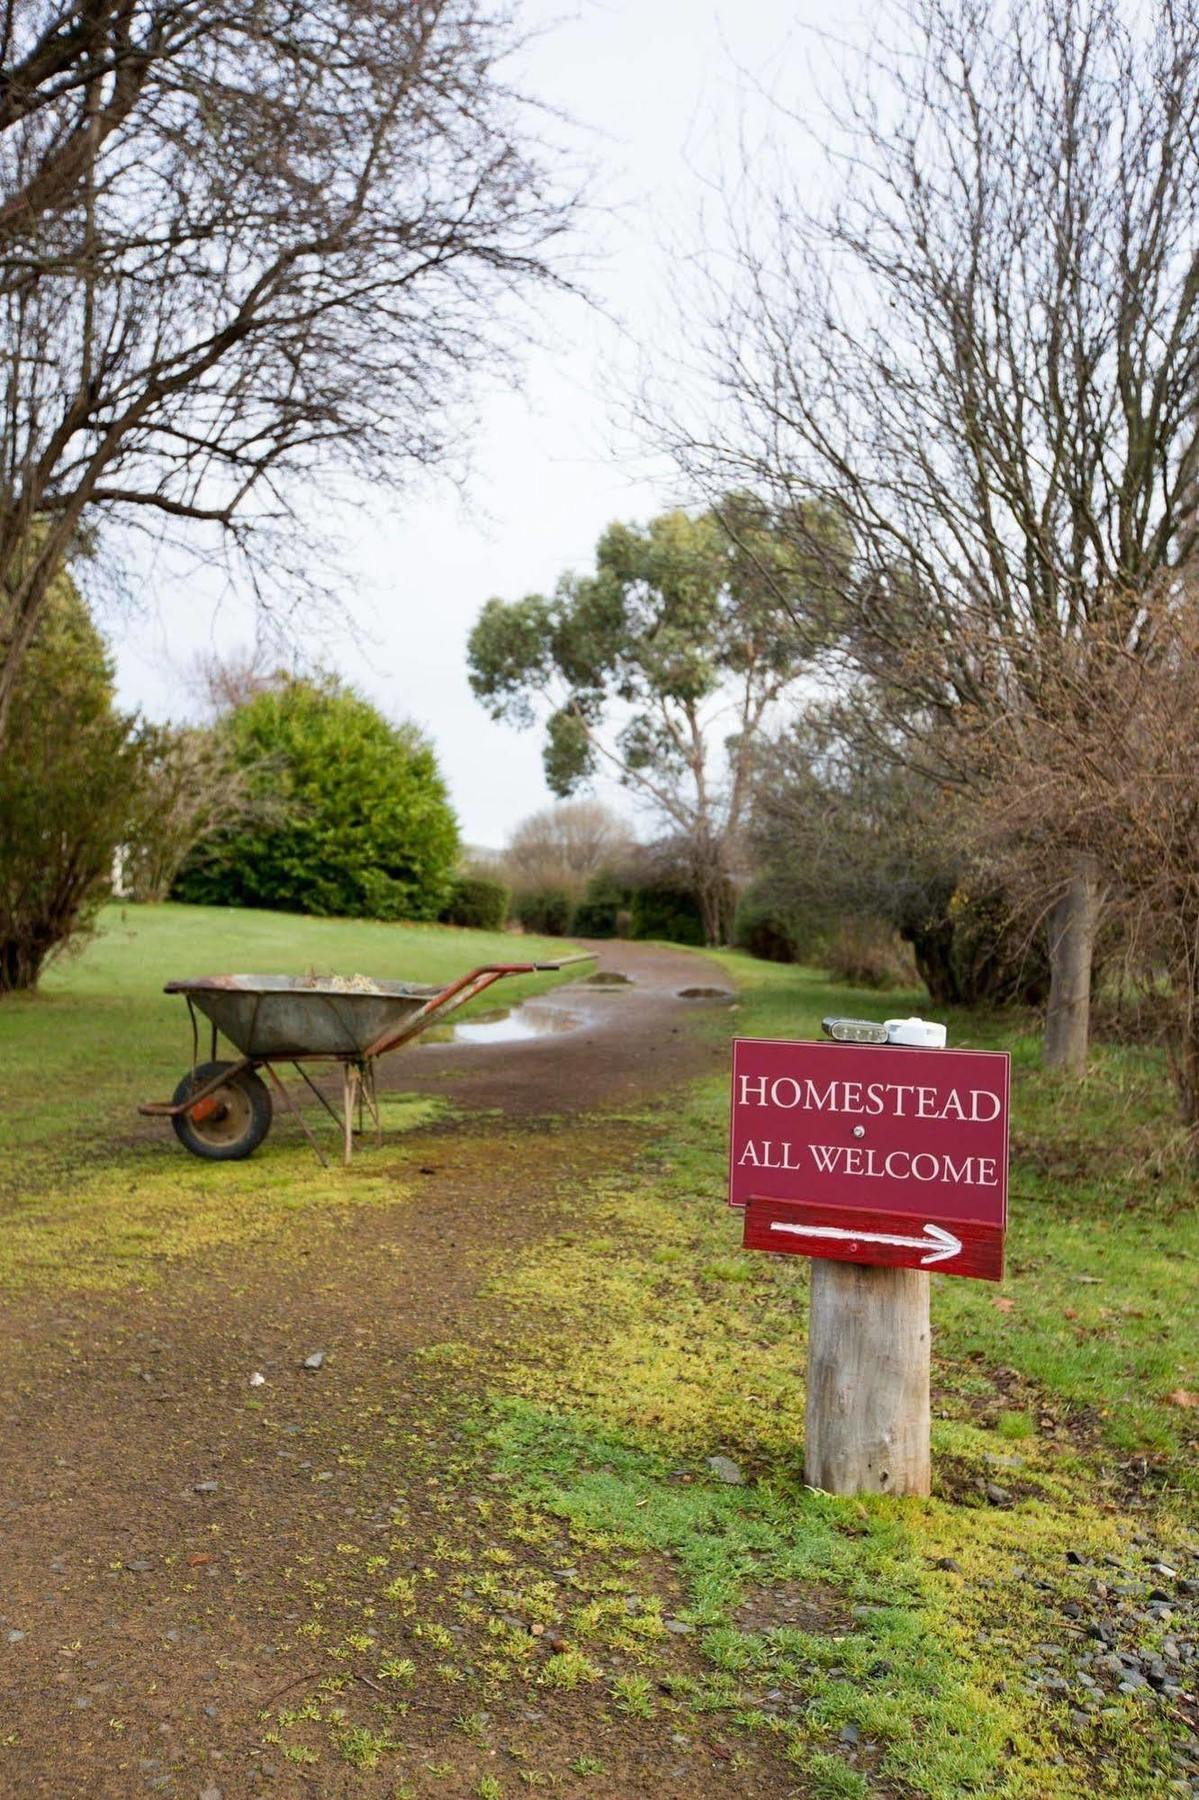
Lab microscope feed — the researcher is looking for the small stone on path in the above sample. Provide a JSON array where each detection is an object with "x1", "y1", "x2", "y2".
[
  {"x1": 707, "y1": 1454, "x2": 743, "y2": 1485},
  {"x1": 302, "y1": 1351, "x2": 324, "y2": 1371}
]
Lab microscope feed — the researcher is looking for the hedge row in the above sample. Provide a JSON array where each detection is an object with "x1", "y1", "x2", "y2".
[{"x1": 504, "y1": 872, "x2": 705, "y2": 945}]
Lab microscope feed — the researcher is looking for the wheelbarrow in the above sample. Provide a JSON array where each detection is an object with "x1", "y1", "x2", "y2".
[{"x1": 138, "y1": 956, "x2": 594, "y2": 1166}]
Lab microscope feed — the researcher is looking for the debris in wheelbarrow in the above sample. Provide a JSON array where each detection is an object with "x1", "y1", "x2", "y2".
[{"x1": 138, "y1": 955, "x2": 595, "y2": 1167}]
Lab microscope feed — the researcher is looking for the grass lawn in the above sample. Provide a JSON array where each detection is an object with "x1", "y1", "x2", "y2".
[
  {"x1": 0, "y1": 915, "x2": 1196, "y2": 1796},
  {"x1": 0, "y1": 902, "x2": 575, "y2": 1286},
  {"x1": 0, "y1": 899, "x2": 573, "y2": 1156},
  {"x1": 469, "y1": 954, "x2": 1199, "y2": 1798}
]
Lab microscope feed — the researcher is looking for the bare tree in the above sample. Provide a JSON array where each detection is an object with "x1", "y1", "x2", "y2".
[
  {"x1": 192, "y1": 644, "x2": 289, "y2": 720},
  {"x1": 666, "y1": 0, "x2": 1199, "y2": 1070},
  {"x1": 503, "y1": 799, "x2": 633, "y2": 897},
  {"x1": 0, "y1": 1, "x2": 577, "y2": 738},
  {"x1": 121, "y1": 722, "x2": 252, "y2": 903},
  {"x1": 970, "y1": 584, "x2": 1199, "y2": 1156}
]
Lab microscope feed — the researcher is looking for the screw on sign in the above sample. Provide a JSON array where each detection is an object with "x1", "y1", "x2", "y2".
[{"x1": 729, "y1": 1016, "x2": 1011, "y2": 1498}]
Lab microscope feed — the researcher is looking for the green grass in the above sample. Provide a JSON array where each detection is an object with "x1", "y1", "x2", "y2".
[
  {"x1": 0, "y1": 900, "x2": 573, "y2": 1156},
  {"x1": 0, "y1": 901, "x2": 576, "y2": 1288},
  {"x1": 2, "y1": 918, "x2": 1197, "y2": 1796},
  {"x1": 470, "y1": 951, "x2": 1199, "y2": 1798}
]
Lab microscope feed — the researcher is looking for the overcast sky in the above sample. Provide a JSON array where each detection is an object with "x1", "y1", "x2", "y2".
[{"x1": 106, "y1": 0, "x2": 852, "y2": 849}]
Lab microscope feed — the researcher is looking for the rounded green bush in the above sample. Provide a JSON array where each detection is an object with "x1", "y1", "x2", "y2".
[
  {"x1": 440, "y1": 874, "x2": 510, "y2": 931},
  {"x1": 174, "y1": 677, "x2": 459, "y2": 920},
  {"x1": 513, "y1": 887, "x2": 573, "y2": 935}
]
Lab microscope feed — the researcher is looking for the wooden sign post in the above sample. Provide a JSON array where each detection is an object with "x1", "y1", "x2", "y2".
[
  {"x1": 804, "y1": 1260, "x2": 930, "y2": 1495},
  {"x1": 729, "y1": 1024, "x2": 1010, "y2": 1497}
]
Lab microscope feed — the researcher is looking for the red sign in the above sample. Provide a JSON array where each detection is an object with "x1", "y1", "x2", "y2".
[{"x1": 730, "y1": 1038, "x2": 1009, "y2": 1281}]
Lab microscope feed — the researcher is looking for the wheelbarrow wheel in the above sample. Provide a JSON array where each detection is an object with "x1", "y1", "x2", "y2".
[{"x1": 171, "y1": 1061, "x2": 272, "y2": 1161}]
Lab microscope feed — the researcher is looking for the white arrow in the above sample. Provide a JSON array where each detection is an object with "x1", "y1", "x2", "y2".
[{"x1": 767, "y1": 1219, "x2": 963, "y2": 1266}]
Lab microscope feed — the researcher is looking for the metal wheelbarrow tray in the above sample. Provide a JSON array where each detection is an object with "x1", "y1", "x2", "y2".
[{"x1": 139, "y1": 956, "x2": 593, "y2": 1166}]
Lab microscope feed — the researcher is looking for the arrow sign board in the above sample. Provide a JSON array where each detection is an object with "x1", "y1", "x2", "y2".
[{"x1": 730, "y1": 1038, "x2": 1010, "y2": 1281}]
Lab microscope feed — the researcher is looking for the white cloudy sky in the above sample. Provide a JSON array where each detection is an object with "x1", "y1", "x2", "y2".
[{"x1": 105, "y1": 0, "x2": 855, "y2": 848}]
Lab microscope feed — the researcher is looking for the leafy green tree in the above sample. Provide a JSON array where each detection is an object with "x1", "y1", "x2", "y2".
[
  {"x1": 0, "y1": 567, "x2": 145, "y2": 992},
  {"x1": 571, "y1": 869, "x2": 629, "y2": 938},
  {"x1": 174, "y1": 678, "x2": 459, "y2": 920},
  {"x1": 468, "y1": 497, "x2": 846, "y2": 944}
]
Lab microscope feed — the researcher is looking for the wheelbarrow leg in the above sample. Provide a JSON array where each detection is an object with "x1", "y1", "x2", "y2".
[
  {"x1": 342, "y1": 1063, "x2": 359, "y2": 1167},
  {"x1": 263, "y1": 1063, "x2": 330, "y2": 1170},
  {"x1": 363, "y1": 1060, "x2": 383, "y2": 1146}
]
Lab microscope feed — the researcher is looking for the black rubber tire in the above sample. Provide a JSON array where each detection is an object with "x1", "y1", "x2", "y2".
[{"x1": 170, "y1": 1060, "x2": 273, "y2": 1161}]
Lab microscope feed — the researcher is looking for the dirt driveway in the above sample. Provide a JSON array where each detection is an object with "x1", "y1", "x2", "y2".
[
  {"x1": 0, "y1": 944, "x2": 810, "y2": 1800},
  {"x1": 399, "y1": 939, "x2": 730, "y2": 1115}
]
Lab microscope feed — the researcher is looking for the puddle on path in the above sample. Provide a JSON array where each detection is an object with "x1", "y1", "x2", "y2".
[{"x1": 420, "y1": 999, "x2": 582, "y2": 1047}]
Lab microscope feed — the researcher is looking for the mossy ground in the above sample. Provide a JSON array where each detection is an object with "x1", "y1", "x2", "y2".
[
  {"x1": 420, "y1": 956, "x2": 1195, "y2": 1798},
  {"x1": 0, "y1": 917, "x2": 1195, "y2": 1796}
]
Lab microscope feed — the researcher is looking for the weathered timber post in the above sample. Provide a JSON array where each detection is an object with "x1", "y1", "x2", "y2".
[
  {"x1": 804, "y1": 1261, "x2": 930, "y2": 1496},
  {"x1": 800, "y1": 1014, "x2": 941, "y2": 1495}
]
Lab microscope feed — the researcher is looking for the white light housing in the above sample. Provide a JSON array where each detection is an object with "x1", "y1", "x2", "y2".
[{"x1": 885, "y1": 1016, "x2": 947, "y2": 1048}]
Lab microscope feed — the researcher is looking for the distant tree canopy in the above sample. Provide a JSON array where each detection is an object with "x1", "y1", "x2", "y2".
[
  {"x1": 174, "y1": 678, "x2": 459, "y2": 921},
  {"x1": 0, "y1": 564, "x2": 144, "y2": 991},
  {"x1": 468, "y1": 496, "x2": 848, "y2": 944}
]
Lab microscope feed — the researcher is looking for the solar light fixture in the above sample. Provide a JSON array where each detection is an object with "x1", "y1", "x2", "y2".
[
  {"x1": 821, "y1": 1016, "x2": 889, "y2": 1044},
  {"x1": 821, "y1": 1015, "x2": 948, "y2": 1049}
]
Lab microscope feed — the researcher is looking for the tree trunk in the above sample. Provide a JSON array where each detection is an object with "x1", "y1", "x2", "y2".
[
  {"x1": 804, "y1": 1260, "x2": 931, "y2": 1496},
  {"x1": 1044, "y1": 855, "x2": 1100, "y2": 1074},
  {"x1": 0, "y1": 936, "x2": 46, "y2": 993},
  {"x1": 906, "y1": 922, "x2": 960, "y2": 1005},
  {"x1": 1170, "y1": 966, "x2": 1199, "y2": 1166},
  {"x1": 691, "y1": 843, "x2": 730, "y2": 947},
  {"x1": 698, "y1": 880, "x2": 723, "y2": 948}
]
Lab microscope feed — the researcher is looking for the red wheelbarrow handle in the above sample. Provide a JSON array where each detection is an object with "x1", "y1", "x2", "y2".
[{"x1": 361, "y1": 952, "x2": 596, "y2": 1060}]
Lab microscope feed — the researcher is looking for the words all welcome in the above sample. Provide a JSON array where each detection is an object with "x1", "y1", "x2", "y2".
[{"x1": 736, "y1": 1140, "x2": 1001, "y2": 1186}]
